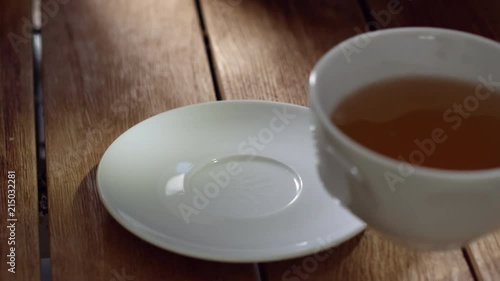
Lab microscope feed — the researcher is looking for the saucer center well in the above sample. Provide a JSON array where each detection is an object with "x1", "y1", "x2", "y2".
[{"x1": 184, "y1": 155, "x2": 303, "y2": 219}]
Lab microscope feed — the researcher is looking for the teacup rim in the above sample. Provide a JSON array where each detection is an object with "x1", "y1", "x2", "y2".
[{"x1": 309, "y1": 27, "x2": 500, "y2": 180}]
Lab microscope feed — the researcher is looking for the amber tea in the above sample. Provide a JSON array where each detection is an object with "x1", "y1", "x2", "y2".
[{"x1": 331, "y1": 76, "x2": 500, "y2": 170}]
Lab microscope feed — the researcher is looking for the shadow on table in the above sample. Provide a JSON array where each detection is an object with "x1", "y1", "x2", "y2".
[
  {"x1": 260, "y1": 231, "x2": 365, "y2": 279},
  {"x1": 241, "y1": 0, "x2": 367, "y2": 60},
  {"x1": 71, "y1": 165, "x2": 257, "y2": 280}
]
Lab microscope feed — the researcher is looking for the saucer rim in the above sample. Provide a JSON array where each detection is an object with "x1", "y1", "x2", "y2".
[{"x1": 96, "y1": 100, "x2": 366, "y2": 262}]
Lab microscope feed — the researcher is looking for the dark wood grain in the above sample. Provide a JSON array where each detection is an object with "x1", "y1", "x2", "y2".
[
  {"x1": 363, "y1": 0, "x2": 500, "y2": 40},
  {"x1": 362, "y1": 1, "x2": 500, "y2": 279},
  {"x1": 42, "y1": 0, "x2": 256, "y2": 280},
  {"x1": 0, "y1": 0, "x2": 41, "y2": 280},
  {"x1": 201, "y1": 0, "x2": 475, "y2": 280}
]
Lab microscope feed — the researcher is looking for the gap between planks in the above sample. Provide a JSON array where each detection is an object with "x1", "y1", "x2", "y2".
[{"x1": 195, "y1": 0, "x2": 223, "y2": 101}]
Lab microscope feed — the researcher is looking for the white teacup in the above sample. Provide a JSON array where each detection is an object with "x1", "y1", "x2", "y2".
[{"x1": 309, "y1": 27, "x2": 500, "y2": 249}]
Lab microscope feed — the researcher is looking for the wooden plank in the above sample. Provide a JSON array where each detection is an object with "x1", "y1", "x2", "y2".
[
  {"x1": 201, "y1": 0, "x2": 475, "y2": 280},
  {"x1": 362, "y1": 1, "x2": 500, "y2": 279},
  {"x1": 466, "y1": 233, "x2": 500, "y2": 281},
  {"x1": 201, "y1": 0, "x2": 365, "y2": 103},
  {"x1": 42, "y1": 0, "x2": 256, "y2": 280},
  {"x1": 0, "y1": 0, "x2": 41, "y2": 280}
]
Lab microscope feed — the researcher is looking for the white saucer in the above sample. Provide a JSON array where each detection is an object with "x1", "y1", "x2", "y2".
[{"x1": 97, "y1": 100, "x2": 365, "y2": 262}]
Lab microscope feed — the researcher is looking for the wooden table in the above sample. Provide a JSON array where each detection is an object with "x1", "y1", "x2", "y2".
[{"x1": 1, "y1": 0, "x2": 499, "y2": 280}]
